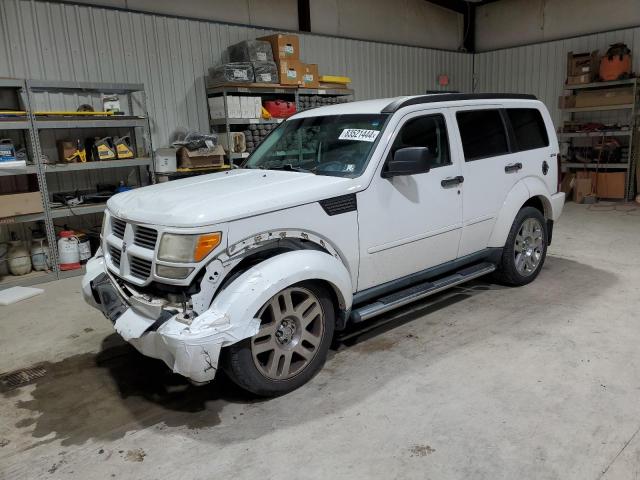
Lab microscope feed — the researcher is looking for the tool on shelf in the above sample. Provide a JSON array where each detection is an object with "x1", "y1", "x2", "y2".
[{"x1": 114, "y1": 135, "x2": 135, "y2": 159}]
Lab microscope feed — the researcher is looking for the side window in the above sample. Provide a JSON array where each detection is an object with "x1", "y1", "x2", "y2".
[
  {"x1": 390, "y1": 114, "x2": 451, "y2": 168},
  {"x1": 506, "y1": 108, "x2": 549, "y2": 151},
  {"x1": 456, "y1": 109, "x2": 509, "y2": 161}
]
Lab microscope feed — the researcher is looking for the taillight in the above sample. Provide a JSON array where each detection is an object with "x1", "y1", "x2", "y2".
[{"x1": 556, "y1": 153, "x2": 562, "y2": 193}]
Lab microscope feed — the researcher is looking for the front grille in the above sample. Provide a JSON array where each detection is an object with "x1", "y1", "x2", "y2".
[
  {"x1": 134, "y1": 226, "x2": 158, "y2": 249},
  {"x1": 112, "y1": 218, "x2": 126, "y2": 239},
  {"x1": 130, "y1": 256, "x2": 152, "y2": 279},
  {"x1": 109, "y1": 245, "x2": 121, "y2": 267}
]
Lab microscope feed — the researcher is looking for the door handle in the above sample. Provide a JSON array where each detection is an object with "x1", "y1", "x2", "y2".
[
  {"x1": 505, "y1": 162, "x2": 523, "y2": 173},
  {"x1": 441, "y1": 175, "x2": 464, "y2": 187}
]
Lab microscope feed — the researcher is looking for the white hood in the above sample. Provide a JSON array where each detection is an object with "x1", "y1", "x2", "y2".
[{"x1": 107, "y1": 169, "x2": 360, "y2": 227}]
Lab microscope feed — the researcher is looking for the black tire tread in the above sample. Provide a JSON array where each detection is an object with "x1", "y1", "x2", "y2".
[
  {"x1": 494, "y1": 206, "x2": 547, "y2": 286},
  {"x1": 222, "y1": 281, "x2": 335, "y2": 397}
]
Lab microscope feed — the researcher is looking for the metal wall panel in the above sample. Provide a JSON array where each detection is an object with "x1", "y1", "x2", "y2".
[
  {"x1": 474, "y1": 26, "x2": 640, "y2": 127},
  {"x1": 0, "y1": 0, "x2": 473, "y2": 147}
]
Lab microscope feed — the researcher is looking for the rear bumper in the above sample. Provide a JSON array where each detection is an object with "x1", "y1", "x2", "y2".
[{"x1": 550, "y1": 192, "x2": 565, "y2": 221}]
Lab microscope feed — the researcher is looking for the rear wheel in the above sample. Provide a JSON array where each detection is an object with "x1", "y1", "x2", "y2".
[
  {"x1": 223, "y1": 281, "x2": 335, "y2": 396},
  {"x1": 494, "y1": 206, "x2": 547, "y2": 286}
]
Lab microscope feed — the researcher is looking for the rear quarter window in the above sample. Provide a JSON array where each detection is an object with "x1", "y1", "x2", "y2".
[{"x1": 506, "y1": 108, "x2": 549, "y2": 151}]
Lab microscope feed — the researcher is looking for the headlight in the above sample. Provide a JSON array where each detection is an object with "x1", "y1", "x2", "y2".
[{"x1": 158, "y1": 232, "x2": 222, "y2": 262}]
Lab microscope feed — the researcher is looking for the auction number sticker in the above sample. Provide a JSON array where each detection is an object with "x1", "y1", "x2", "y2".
[{"x1": 339, "y1": 129, "x2": 380, "y2": 142}]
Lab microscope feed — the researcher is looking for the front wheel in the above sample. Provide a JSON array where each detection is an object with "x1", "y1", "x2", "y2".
[
  {"x1": 222, "y1": 281, "x2": 335, "y2": 396},
  {"x1": 494, "y1": 206, "x2": 547, "y2": 286}
]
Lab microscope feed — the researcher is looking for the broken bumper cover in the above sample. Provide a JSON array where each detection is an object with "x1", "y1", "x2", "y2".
[{"x1": 81, "y1": 256, "x2": 259, "y2": 383}]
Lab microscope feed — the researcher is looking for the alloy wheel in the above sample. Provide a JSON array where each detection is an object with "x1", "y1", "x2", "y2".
[
  {"x1": 251, "y1": 286, "x2": 325, "y2": 380},
  {"x1": 514, "y1": 217, "x2": 544, "y2": 276}
]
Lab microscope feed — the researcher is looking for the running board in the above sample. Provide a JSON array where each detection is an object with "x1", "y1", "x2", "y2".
[{"x1": 350, "y1": 262, "x2": 496, "y2": 323}]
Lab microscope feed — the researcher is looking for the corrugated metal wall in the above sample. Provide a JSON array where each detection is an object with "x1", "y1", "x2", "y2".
[
  {"x1": 0, "y1": 0, "x2": 473, "y2": 148},
  {"x1": 474, "y1": 26, "x2": 640, "y2": 127}
]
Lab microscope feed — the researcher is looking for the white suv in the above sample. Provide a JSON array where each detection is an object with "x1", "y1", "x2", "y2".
[{"x1": 82, "y1": 93, "x2": 565, "y2": 396}]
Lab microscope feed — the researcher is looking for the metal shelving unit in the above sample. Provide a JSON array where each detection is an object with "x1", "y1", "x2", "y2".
[
  {"x1": 0, "y1": 79, "x2": 154, "y2": 289},
  {"x1": 34, "y1": 117, "x2": 147, "y2": 129},
  {"x1": 558, "y1": 78, "x2": 639, "y2": 200},
  {"x1": 205, "y1": 83, "x2": 354, "y2": 166}
]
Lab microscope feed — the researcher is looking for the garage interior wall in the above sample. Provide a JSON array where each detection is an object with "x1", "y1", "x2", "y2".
[
  {"x1": 0, "y1": 0, "x2": 472, "y2": 148},
  {"x1": 476, "y1": 0, "x2": 640, "y2": 51},
  {"x1": 473, "y1": 26, "x2": 640, "y2": 127}
]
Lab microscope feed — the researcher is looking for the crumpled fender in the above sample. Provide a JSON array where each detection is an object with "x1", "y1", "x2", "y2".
[
  {"x1": 149, "y1": 249, "x2": 353, "y2": 382},
  {"x1": 183, "y1": 249, "x2": 353, "y2": 339}
]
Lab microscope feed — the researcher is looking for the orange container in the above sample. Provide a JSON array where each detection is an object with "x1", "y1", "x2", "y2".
[{"x1": 599, "y1": 43, "x2": 632, "y2": 81}]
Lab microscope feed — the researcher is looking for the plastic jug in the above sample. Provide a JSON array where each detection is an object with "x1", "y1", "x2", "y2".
[
  {"x1": 7, "y1": 240, "x2": 32, "y2": 275},
  {"x1": 30, "y1": 237, "x2": 50, "y2": 271},
  {"x1": 58, "y1": 231, "x2": 81, "y2": 270}
]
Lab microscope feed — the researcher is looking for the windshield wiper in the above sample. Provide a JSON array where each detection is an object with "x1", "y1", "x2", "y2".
[{"x1": 264, "y1": 164, "x2": 314, "y2": 173}]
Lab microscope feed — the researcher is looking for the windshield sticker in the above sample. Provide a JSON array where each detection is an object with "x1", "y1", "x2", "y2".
[{"x1": 339, "y1": 129, "x2": 380, "y2": 142}]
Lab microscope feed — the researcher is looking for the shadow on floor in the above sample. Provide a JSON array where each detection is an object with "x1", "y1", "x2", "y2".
[{"x1": 2, "y1": 255, "x2": 617, "y2": 449}]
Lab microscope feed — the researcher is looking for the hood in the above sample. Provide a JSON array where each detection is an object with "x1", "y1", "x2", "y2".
[{"x1": 107, "y1": 169, "x2": 360, "y2": 227}]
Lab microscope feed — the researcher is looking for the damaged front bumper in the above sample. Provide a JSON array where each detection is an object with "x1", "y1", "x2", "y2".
[{"x1": 81, "y1": 255, "x2": 259, "y2": 383}]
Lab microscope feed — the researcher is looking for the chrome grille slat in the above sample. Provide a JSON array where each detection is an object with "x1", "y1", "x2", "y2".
[
  {"x1": 109, "y1": 246, "x2": 121, "y2": 268},
  {"x1": 129, "y1": 256, "x2": 152, "y2": 279},
  {"x1": 111, "y1": 218, "x2": 126, "y2": 239},
  {"x1": 134, "y1": 226, "x2": 158, "y2": 249}
]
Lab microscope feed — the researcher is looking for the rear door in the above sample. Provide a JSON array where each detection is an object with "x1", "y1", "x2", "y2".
[
  {"x1": 452, "y1": 106, "x2": 522, "y2": 257},
  {"x1": 503, "y1": 105, "x2": 555, "y2": 194}
]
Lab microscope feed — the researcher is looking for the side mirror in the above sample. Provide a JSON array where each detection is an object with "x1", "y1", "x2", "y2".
[{"x1": 382, "y1": 147, "x2": 432, "y2": 178}]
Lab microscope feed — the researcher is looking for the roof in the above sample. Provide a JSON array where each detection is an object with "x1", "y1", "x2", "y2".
[{"x1": 290, "y1": 93, "x2": 538, "y2": 119}]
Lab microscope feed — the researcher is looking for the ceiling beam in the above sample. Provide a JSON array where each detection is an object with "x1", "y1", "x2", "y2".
[
  {"x1": 424, "y1": 0, "x2": 477, "y2": 52},
  {"x1": 298, "y1": 0, "x2": 311, "y2": 32},
  {"x1": 423, "y1": 0, "x2": 468, "y2": 14}
]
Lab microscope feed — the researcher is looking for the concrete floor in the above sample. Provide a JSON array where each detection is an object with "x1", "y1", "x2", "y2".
[{"x1": 2, "y1": 202, "x2": 640, "y2": 479}]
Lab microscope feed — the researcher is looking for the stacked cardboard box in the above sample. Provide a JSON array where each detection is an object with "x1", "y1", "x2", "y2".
[
  {"x1": 258, "y1": 34, "x2": 319, "y2": 88},
  {"x1": 208, "y1": 96, "x2": 262, "y2": 120},
  {"x1": 573, "y1": 170, "x2": 626, "y2": 202},
  {"x1": 566, "y1": 51, "x2": 599, "y2": 85}
]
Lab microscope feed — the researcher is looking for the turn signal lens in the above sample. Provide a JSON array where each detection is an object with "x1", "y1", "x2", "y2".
[
  {"x1": 194, "y1": 232, "x2": 222, "y2": 262},
  {"x1": 158, "y1": 231, "x2": 222, "y2": 263}
]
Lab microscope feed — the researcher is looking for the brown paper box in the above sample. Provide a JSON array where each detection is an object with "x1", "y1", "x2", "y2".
[
  {"x1": 0, "y1": 191, "x2": 43, "y2": 218},
  {"x1": 277, "y1": 59, "x2": 304, "y2": 86},
  {"x1": 258, "y1": 34, "x2": 300, "y2": 62},
  {"x1": 177, "y1": 145, "x2": 225, "y2": 169}
]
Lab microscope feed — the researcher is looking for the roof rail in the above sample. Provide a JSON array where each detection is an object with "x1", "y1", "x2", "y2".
[{"x1": 381, "y1": 93, "x2": 538, "y2": 113}]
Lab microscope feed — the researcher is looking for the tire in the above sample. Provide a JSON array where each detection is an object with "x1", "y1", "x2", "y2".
[
  {"x1": 494, "y1": 206, "x2": 548, "y2": 286},
  {"x1": 222, "y1": 281, "x2": 335, "y2": 397}
]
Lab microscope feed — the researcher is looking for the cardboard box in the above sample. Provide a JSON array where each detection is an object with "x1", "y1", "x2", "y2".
[
  {"x1": 575, "y1": 87, "x2": 634, "y2": 108},
  {"x1": 253, "y1": 97, "x2": 262, "y2": 118},
  {"x1": 177, "y1": 145, "x2": 225, "y2": 169},
  {"x1": 573, "y1": 177, "x2": 592, "y2": 203},
  {"x1": 567, "y1": 74, "x2": 592, "y2": 85},
  {"x1": 301, "y1": 63, "x2": 319, "y2": 88},
  {"x1": 240, "y1": 96, "x2": 255, "y2": 118},
  {"x1": 258, "y1": 33, "x2": 299, "y2": 62},
  {"x1": 226, "y1": 96, "x2": 242, "y2": 118},
  {"x1": 560, "y1": 173, "x2": 575, "y2": 195},
  {"x1": 277, "y1": 59, "x2": 304, "y2": 85},
  {"x1": 558, "y1": 95, "x2": 576, "y2": 109},
  {"x1": 567, "y1": 50, "x2": 599, "y2": 77},
  {"x1": 596, "y1": 172, "x2": 626, "y2": 199},
  {"x1": 0, "y1": 191, "x2": 43, "y2": 218},
  {"x1": 207, "y1": 96, "x2": 226, "y2": 120}
]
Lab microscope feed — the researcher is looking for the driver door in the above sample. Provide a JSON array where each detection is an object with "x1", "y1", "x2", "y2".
[{"x1": 357, "y1": 109, "x2": 463, "y2": 290}]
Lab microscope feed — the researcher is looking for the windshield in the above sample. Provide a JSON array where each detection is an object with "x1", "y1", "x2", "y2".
[{"x1": 244, "y1": 114, "x2": 388, "y2": 177}]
